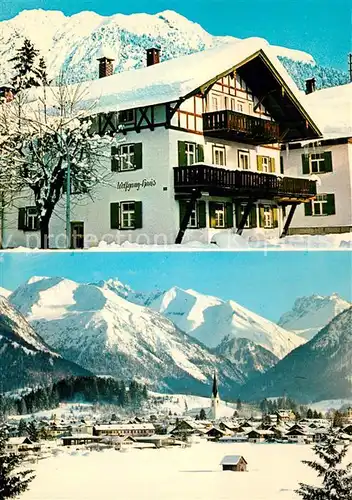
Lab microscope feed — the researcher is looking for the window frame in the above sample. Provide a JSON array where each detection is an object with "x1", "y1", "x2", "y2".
[
  {"x1": 120, "y1": 201, "x2": 136, "y2": 229},
  {"x1": 119, "y1": 109, "x2": 135, "y2": 124},
  {"x1": 262, "y1": 156, "x2": 270, "y2": 173},
  {"x1": 312, "y1": 194, "x2": 327, "y2": 216},
  {"x1": 213, "y1": 202, "x2": 225, "y2": 229},
  {"x1": 309, "y1": 153, "x2": 325, "y2": 174},
  {"x1": 263, "y1": 205, "x2": 273, "y2": 228},
  {"x1": 119, "y1": 143, "x2": 135, "y2": 171},
  {"x1": 238, "y1": 150, "x2": 250, "y2": 170},
  {"x1": 185, "y1": 142, "x2": 196, "y2": 166},
  {"x1": 213, "y1": 145, "x2": 226, "y2": 166}
]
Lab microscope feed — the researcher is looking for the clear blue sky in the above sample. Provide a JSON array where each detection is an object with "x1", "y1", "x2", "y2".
[
  {"x1": 0, "y1": 251, "x2": 350, "y2": 321},
  {"x1": 1, "y1": 0, "x2": 351, "y2": 70}
]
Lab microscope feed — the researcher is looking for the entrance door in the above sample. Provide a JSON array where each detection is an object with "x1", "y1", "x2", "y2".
[{"x1": 70, "y1": 222, "x2": 84, "y2": 249}]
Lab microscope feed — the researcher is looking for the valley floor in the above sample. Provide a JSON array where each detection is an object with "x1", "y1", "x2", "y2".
[{"x1": 21, "y1": 441, "x2": 351, "y2": 500}]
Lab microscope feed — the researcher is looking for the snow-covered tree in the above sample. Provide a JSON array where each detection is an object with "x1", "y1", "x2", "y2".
[
  {"x1": 0, "y1": 82, "x2": 124, "y2": 248},
  {"x1": 26, "y1": 421, "x2": 38, "y2": 443},
  {"x1": 296, "y1": 431, "x2": 352, "y2": 499},
  {"x1": 0, "y1": 424, "x2": 35, "y2": 498},
  {"x1": 9, "y1": 39, "x2": 42, "y2": 92}
]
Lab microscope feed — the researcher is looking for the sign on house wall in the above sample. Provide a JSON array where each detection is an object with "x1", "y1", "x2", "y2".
[{"x1": 116, "y1": 179, "x2": 157, "y2": 191}]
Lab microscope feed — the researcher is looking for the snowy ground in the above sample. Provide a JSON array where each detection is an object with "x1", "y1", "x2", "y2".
[{"x1": 21, "y1": 441, "x2": 352, "y2": 500}]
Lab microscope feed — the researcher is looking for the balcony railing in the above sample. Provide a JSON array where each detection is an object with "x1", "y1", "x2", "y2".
[
  {"x1": 203, "y1": 110, "x2": 281, "y2": 144},
  {"x1": 174, "y1": 165, "x2": 316, "y2": 200}
]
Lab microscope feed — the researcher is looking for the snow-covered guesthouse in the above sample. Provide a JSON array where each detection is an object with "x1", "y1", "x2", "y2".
[
  {"x1": 4, "y1": 37, "x2": 322, "y2": 248},
  {"x1": 282, "y1": 82, "x2": 352, "y2": 236}
]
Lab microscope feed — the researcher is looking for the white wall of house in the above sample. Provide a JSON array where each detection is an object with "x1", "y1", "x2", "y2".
[{"x1": 282, "y1": 142, "x2": 352, "y2": 233}]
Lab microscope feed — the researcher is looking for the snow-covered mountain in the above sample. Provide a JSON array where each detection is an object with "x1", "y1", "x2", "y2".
[
  {"x1": 241, "y1": 307, "x2": 352, "y2": 403},
  {"x1": 213, "y1": 336, "x2": 279, "y2": 378},
  {"x1": 278, "y1": 293, "x2": 351, "y2": 340},
  {"x1": 0, "y1": 295, "x2": 91, "y2": 391},
  {"x1": 142, "y1": 286, "x2": 305, "y2": 359},
  {"x1": 0, "y1": 286, "x2": 11, "y2": 298},
  {"x1": 9, "y1": 277, "x2": 246, "y2": 398},
  {"x1": 0, "y1": 9, "x2": 347, "y2": 91}
]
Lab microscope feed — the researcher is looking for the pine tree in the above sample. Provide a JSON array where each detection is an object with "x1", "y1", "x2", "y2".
[
  {"x1": 17, "y1": 419, "x2": 27, "y2": 437},
  {"x1": 26, "y1": 421, "x2": 38, "y2": 443},
  {"x1": 199, "y1": 409, "x2": 206, "y2": 420},
  {"x1": 10, "y1": 38, "x2": 41, "y2": 91},
  {"x1": 0, "y1": 424, "x2": 35, "y2": 498},
  {"x1": 37, "y1": 57, "x2": 49, "y2": 86},
  {"x1": 296, "y1": 432, "x2": 352, "y2": 499}
]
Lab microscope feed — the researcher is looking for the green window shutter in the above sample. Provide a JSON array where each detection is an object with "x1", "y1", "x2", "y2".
[
  {"x1": 196, "y1": 144, "x2": 204, "y2": 163},
  {"x1": 323, "y1": 152, "x2": 333, "y2": 172},
  {"x1": 134, "y1": 201, "x2": 143, "y2": 228},
  {"x1": 178, "y1": 141, "x2": 186, "y2": 167},
  {"x1": 111, "y1": 146, "x2": 119, "y2": 172},
  {"x1": 249, "y1": 206, "x2": 257, "y2": 228},
  {"x1": 110, "y1": 202, "x2": 120, "y2": 229},
  {"x1": 209, "y1": 202, "x2": 217, "y2": 228},
  {"x1": 304, "y1": 201, "x2": 312, "y2": 216},
  {"x1": 258, "y1": 205, "x2": 265, "y2": 227},
  {"x1": 323, "y1": 194, "x2": 335, "y2": 215},
  {"x1": 225, "y1": 202, "x2": 234, "y2": 228},
  {"x1": 134, "y1": 143, "x2": 143, "y2": 170},
  {"x1": 302, "y1": 154, "x2": 310, "y2": 174},
  {"x1": 18, "y1": 208, "x2": 26, "y2": 230},
  {"x1": 179, "y1": 200, "x2": 188, "y2": 227},
  {"x1": 270, "y1": 158, "x2": 276, "y2": 173},
  {"x1": 257, "y1": 156, "x2": 263, "y2": 172},
  {"x1": 272, "y1": 207, "x2": 279, "y2": 228},
  {"x1": 280, "y1": 156, "x2": 284, "y2": 175},
  {"x1": 197, "y1": 200, "x2": 206, "y2": 228}
]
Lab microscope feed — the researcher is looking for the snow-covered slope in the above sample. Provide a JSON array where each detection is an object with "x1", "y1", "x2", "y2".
[
  {"x1": 145, "y1": 286, "x2": 305, "y2": 359},
  {"x1": 241, "y1": 307, "x2": 352, "y2": 402},
  {"x1": 0, "y1": 295, "x2": 91, "y2": 391},
  {"x1": 0, "y1": 286, "x2": 11, "y2": 298},
  {"x1": 0, "y1": 9, "x2": 317, "y2": 88},
  {"x1": 278, "y1": 293, "x2": 351, "y2": 340},
  {"x1": 9, "y1": 277, "x2": 245, "y2": 397}
]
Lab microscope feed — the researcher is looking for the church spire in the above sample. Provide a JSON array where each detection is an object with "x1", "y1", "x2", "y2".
[{"x1": 212, "y1": 371, "x2": 218, "y2": 398}]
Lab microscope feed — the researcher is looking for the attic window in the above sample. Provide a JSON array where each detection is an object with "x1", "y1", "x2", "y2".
[{"x1": 119, "y1": 110, "x2": 134, "y2": 124}]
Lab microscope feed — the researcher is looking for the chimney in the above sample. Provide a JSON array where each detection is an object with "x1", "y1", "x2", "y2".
[
  {"x1": 305, "y1": 77, "x2": 316, "y2": 95},
  {"x1": 97, "y1": 49, "x2": 115, "y2": 78},
  {"x1": 146, "y1": 48, "x2": 160, "y2": 67}
]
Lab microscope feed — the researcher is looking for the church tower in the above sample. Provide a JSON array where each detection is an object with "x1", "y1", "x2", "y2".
[{"x1": 210, "y1": 371, "x2": 220, "y2": 421}]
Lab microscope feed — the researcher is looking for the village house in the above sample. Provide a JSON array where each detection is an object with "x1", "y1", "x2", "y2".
[
  {"x1": 282, "y1": 82, "x2": 352, "y2": 236},
  {"x1": 6, "y1": 437, "x2": 41, "y2": 454},
  {"x1": 93, "y1": 423, "x2": 155, "y2": 437},
  {"x1": 220, "y1": 455, "x2": 248, "y2": 472},
  {"x1": 61, "y1": 434, "x2": 101, "y2": 446},
  {"x1": 2, "y1": 37, "x2": 321, "y2": 249}
]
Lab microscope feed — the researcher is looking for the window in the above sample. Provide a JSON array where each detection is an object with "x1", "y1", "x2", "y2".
[
  {"x1": 188, "y1": 204, "x2": 198, "y2": 228},
  {"x1": 230, "y1": 98, "x2": 236, "y2": 111},
  {"x1": 119, "y1": 110, "x2": 134, "y2": 123},
  {"x1": 224, "y1": 96, "x2": 229, "y2": 109},
  {"x1": 248, "y1": 103, "x2": 253, "y2": 115},
  {"x1": 121, "y1": 202, "x2": 136, "y2": 228},
  {"x1": 238, "y1": 150, "x2": 250, "y2": 170},
  {"x1": 214, "y1": 203, "x2": 225, "y2": 228},
  {"x1": 237, "y1": 100, "x2": 244, "y2": 113},
  {"x1": 310, "y1": 153, "x2": 325, "y2": 173},
  {"x1": 312, "y1": 194, "x2": 327, "y2": 215},
  {"x1": 212, "y1": 95, "x2": 220, "y2": 111},
  {"x1": 120, "y1": 144, "x2": 135, "y2": 171},
  {"x1": 185, "y1": 142, "x2": 196, "y2": 166},
  {"x1": 263, "y1": 206, "x2": 273, "y2": 228},
  {"x1": 213, "y1": 146, "x2": 226, "y2": 166},
  {"x1": 262, "y1": 156, "x2": 270, "y2": 172},
  {"x1": 18, "y1": 206, "x2": 38, "y2": 231},
  {"x1": 110, "y1": 201, "x2": 143, "y2": 230}
]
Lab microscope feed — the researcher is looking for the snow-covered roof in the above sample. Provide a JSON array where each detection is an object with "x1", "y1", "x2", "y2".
[
  {"x1": 302, "y1": 83, "x2": 352, "y2": 140},
  {"x1": 23, "y1": 36, "x2": 320, "y2": 137},
  {"x1": 220, "y1": 455, "x2": 247, "y2": 465},
  {"x1": 94, "y1": 423, "x2": 155, "y2": 431}
]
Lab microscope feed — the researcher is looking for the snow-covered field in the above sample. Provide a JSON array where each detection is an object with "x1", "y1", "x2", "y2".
[{"x1": 21, "y1": 442, "x2": 352, "y2": 500}]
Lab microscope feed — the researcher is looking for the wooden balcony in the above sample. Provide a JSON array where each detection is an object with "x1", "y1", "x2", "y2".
[
  {"x1": 203, "y1": 110, "x2": 281, "y2": 144},
  {"x1": 174, "y1": 165, "x2": 316, "y2": 202}
]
